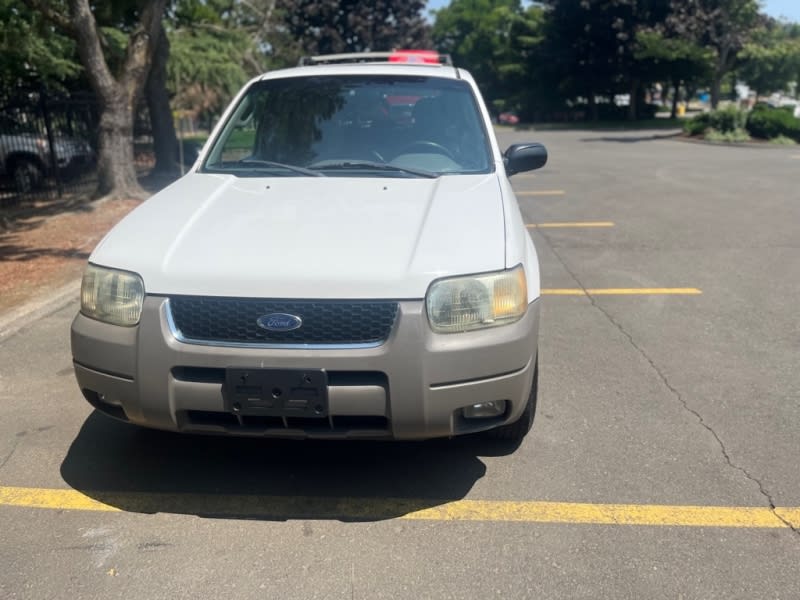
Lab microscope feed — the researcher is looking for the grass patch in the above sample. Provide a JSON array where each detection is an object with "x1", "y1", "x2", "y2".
[
  {"x1": 704, "y1": 128, "x2": 751, "y2": 143},
  {"x1": 768, "y1": 134, "x2": 798, "y2": 146}
]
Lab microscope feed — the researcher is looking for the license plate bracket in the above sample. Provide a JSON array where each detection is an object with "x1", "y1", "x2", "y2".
[{"x1": 223, "y1": 368, "x2": 328, "y2": 418}]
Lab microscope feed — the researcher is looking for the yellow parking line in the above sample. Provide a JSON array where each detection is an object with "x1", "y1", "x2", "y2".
[
  {"x1": 516, "y1": 190, "x2": 566, "y2": 197},
  {"x1": 527, "y1": 222, "x2": 614, "y2": 228},
  {"x1": 0, "y1": 486, "x2": 118, "y2": 512},
  {"x1": 406, "y1": 501, "x2": 800, "y2": 528},
  {"x1": 542, "y1": 288, "x2": 702, "y2": 296},
  {"x1": 0, "y1": 486, "x2": 798, "y2": 528}
]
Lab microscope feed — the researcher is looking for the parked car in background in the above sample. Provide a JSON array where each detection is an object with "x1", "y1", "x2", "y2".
[
  {"x1": 498, "y1": 112, "x2": 520, "y2": 125},
  {"x1": 0, "y1": 115, "x2": 94, "y2": 193}
]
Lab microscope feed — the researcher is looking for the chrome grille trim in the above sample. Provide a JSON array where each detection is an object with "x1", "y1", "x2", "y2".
[{"x1": 163, "y1": 298, "x2": 394, "y2": 350}]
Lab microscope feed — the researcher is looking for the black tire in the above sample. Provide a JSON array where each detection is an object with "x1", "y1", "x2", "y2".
[
  {"x1": 486, "y1": 356, "x2": 538, "y2": 442},
  {"x1": 11, "y1": 158, "x2": 43, "y2": 194}
]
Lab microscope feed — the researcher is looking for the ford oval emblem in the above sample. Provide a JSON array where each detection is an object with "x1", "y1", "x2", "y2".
[{"x1": 257, "y1": 313, "x2": 303, "y2": 332}]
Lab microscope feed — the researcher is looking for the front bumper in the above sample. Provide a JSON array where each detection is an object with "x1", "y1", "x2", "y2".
[{"x1": 71, "y1": 296, "x2": 539, "y2": 440}]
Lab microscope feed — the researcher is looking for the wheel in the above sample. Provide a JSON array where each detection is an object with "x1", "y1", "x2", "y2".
[
  {"x1": 486, "y1": 356, "x2": 538, "y2": 442},
  {"x1": 399, "y1": 140, "x2": 456, "y2": 160},
  {"x1": 11, "y1": 158, "x2": 43, "y2": 194}
]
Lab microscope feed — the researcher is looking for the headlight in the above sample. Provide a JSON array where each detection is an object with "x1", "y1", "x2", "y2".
[
  {"x1": 80, "y1": 265, "x2": 145, "y2": 326},
  {"x1": 426, "y1": 265, "x2": 527, "y2": 333}
]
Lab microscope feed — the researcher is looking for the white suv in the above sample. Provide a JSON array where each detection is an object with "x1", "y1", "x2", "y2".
[{"x1": 71, "y1": 52, "x2": 548, "y2": 444}]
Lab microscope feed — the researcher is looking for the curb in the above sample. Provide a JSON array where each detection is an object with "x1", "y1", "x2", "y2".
[
  {"x1": 0, "y1": 279, "x2": 81, "y2": 343},
  {"x1": 670, "y1": 135, "x2": 800, "y2": 150}
]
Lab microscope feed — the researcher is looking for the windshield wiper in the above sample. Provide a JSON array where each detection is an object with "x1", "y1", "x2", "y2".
[
  {"x1": 309, "y1": 161, "x2": 438, "y2": 179},
  {"x1": 216, "y1": 158, "x2": 325, "y2": 177}
]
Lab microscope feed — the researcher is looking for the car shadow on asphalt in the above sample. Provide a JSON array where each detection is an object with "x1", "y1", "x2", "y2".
[{"x1": 60, "y1": 411, "x2": 524, "y2": 522}]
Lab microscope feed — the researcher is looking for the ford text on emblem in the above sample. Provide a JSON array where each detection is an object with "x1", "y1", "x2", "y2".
[{"x1": 257, "y1": 313, "x2": 303, "y2": 332}]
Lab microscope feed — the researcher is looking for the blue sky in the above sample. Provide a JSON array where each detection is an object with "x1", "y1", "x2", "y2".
[
  {"x1": 763, "y1": 0, "x2": 800, "y2": 21},
  {"x1": 426, "y1": 1, "x2": 800, "y2": 22}
]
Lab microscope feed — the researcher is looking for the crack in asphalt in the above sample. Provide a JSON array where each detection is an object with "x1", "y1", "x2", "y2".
[
  {"x1": 0, "y1": 438, "x2": 19, "y2": 473},
  {"x1": 535, "y1": 230, "x2": 800, "y2": 536}
]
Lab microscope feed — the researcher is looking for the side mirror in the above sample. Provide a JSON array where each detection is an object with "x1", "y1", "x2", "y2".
[{"x1": 504, "y1": 143, "x2": 547, "y2": 176}]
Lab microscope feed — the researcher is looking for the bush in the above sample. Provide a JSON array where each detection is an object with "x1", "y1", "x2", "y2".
[
  {"x1": 768, "y1": 134, "x2": 797, "y2": 145},
  {"x1": 746, "y1": 106, "x2": 800, "y2": 142},
  {"x1": 705, "y1": 128, "x2": 751, "y2": 143},
  {"x1": 707, "y1": 107, "x2": 748, "y2": 133},
  {"x1": 684, "y1": 113, "x2": 711, "y2": 136}
]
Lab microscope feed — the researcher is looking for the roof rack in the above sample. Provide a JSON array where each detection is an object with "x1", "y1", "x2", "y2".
[{"x1": 299, "y1": 51, "x2": 453, "y2": 67}]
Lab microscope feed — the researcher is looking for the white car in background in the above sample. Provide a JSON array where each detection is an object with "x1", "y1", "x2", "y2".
[{"x1": 71, "y1": 51, "x2": 548, "y2": 445}]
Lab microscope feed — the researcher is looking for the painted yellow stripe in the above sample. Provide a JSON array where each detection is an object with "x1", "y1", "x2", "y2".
[
  {"x1": 0, "y1": 486, "x2": 798, "y2": 528},
  {"x1": 527, "y1": 222, "x2": 614, "y2": 228},
  {"x1": 542, "y1": 288, "x2": 702, "y2": 296},
  {"x1": 405, "y1": 501, "x2": 800, "y2": 528},
  {"x1": 516, "y1": 190, "x2": 566, "y2": 197},
  {"x1": 0, "y1": 486, "x2": 122, "y2": 512}
]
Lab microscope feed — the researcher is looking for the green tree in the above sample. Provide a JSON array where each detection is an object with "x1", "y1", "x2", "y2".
[
  {"x1": 738, "y1": 20, "x2": 800, "y2": 99},
  {"x1": 88, "y1": 2, "x2": 181, "y2": 174},
  {"x1": 167, "y1": 1, "x2": 256, "y2": 129},
  {"x1": 0, "y1": 0, "x2": 81, "y2": 89},
  {"x1": 504, "y1": 4, "x2": 547, "y2": 117},
  {"x1": 281, "y1": 0, "x2": 432, "y2": 55},
  {"x1": 535, "y1": 0, "x2": 649, "y2": 120},
  {"x1": 22, "y1": 0, "x2": 168, "y2": 199},
  {"x1": 432, "y1": 0, "x2": 528, "y2": 111},
  {"x1": 636, "y1": 30, "x2": 712, "y2": 117},
  {"x1": 668, "y1": 0, "x2": 761, "y2": 108}
]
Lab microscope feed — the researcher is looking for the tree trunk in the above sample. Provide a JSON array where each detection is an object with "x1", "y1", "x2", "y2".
[
  {"x1": 71, "y1": 0, "x2": 167, "y2": 199},
  {"x1": 710, "y1": 74, "x2": 722, "y2": 109},
  {"x1": 96, "y1": 94, "x2": 140, "y2": 198},
  {"x1": 710, "y1": 49, "x2": 729, "y2": 110},
  {"x1": 670, "y1": 80, "x2": 680, "y2": 119},
  {"x1": 146, "y1": 24, "x2": 179, "y2": 175},
  {"x1": 25, "y1": 0, "x2": 167, "y2": 197},
  {"x1": 628, "y1": 79, "x2": 639, "y2": 121},
  {"x1": 588, "y1": 92, "x2": 598, "y2": 122}
]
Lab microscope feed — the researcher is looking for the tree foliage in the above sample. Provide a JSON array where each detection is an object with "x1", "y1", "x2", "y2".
[
  {"x1": 167, "y1": 1, "x2": 256, "y2": 124},
  {"x1": 281, "y1": 0, "x2": 432, "y2": 55},
  {"x1": 0, "y1": 0, "x2": 81, "y2": 88},
  {"x1": 523, "y1": 0, "x2": 669, "y2": 119},
  {"x1": 668, "y1": 0, "x2": 761, "y2": 106},
  {"x1": 3, "y1": 0, "x2": 799, "y2": 151},
  {"x1": 19, "y1": 0, "x2": 168, "y2": 199},
  {"x1": 738, "y1": 20, "x2": 800, "y2": 97},
  {"x1": 433, "y1": 0, "x2": 525, "y2": 108}
]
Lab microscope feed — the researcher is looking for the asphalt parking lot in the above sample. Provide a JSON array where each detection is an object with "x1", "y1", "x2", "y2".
[{"x1": 1, "y1": 129, "x2": 798, "y2": 599}]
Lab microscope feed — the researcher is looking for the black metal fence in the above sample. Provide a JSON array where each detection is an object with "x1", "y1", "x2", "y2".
[{"x1": 0, "y1": 87, "x2": 98, "y2": 207}]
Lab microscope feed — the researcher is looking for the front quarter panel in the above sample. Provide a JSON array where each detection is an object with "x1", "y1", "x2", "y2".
[{"x1": 500, "y1": 176, "x2": 540, "y2": 301}]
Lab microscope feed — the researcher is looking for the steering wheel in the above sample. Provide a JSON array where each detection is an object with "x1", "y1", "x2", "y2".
[
  {"x1": 399, "y1": 141, "x2": 456, "y2": 160},
  {"x1": 308, "y1": 149, "x2": 385, "y2": 167}
]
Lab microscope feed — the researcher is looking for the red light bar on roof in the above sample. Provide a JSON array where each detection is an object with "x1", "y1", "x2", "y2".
[
  {"x1": 389, "y1": 50, "x2": 442, "y2": 64},
  {"x1": 299, "y1": 52, "x2": 453, "y2": 67}
]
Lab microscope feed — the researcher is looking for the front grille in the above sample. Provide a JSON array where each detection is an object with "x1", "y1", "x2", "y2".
[{"x1": 168, "y1": 296, "x2": 398, "y2": 346}]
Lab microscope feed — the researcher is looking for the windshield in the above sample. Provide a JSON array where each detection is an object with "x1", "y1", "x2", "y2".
[{"x1": 202, "y1": 75, "x2": 493, "y2": 178}]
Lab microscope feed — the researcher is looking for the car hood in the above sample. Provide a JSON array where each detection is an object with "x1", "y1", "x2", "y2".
[{"x1": 91, "y1": 172, "x2": 507, "y2": 299}]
